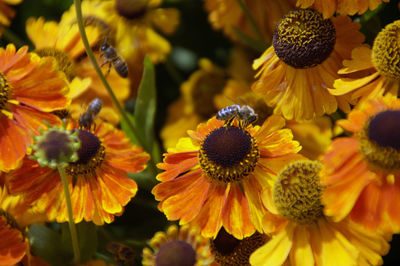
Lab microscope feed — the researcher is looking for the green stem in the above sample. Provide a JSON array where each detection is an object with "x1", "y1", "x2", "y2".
[
  {"x1": 235, "y1": 0, "x2": 265, "y2": 43},
  {"x1": 74, "y1": 0, "x2": 158, "y2": 176},
  {"x1": 58, "y1": 166, "x2": 80, "y2": 264}
]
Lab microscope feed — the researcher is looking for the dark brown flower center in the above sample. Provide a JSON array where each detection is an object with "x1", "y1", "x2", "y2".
[
  {"x1": 155, "y1": 240, "x2": 196, "y2": 266},
  {"x1": 65, "y1": 129, "x2": 105, "y2": 177},
  {"x1": 115, "y1": 0, "x2": 149, "y2": 19},
  {"x1": 359, "y1": 110, "x2": 400, "y2": 171},
  {"x1": 210, "y1": 228, "x2": 268, "y2": 266},
  {"x1": 199, "y1": 126, "x2": 259, "y2": 183},
  {"x1": 273, "y1": 9, "x2": 336, "y2": 69},
  {"x1": 372, "y1": 20, "x2": 400, "y2": 81},
  {"x1": 273, "y1": 160, "x2": 324, "y2": 224}
]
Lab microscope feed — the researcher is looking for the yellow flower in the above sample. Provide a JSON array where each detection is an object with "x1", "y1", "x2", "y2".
[
  {"x1": 297, "y1": 0, "x2": 389, "y2": 18},
  {"x1": 7, "y1": 121, "x2": 149, "y2": 225},
  {"x1": 142, "y1": 224, "x2": 214, "y2": 266},
  {"x1": 204, "y1": 0, "x2": 296, "y2": 43},
  {"x1": 0, "y1": 0, "x2": 23, "y2": 35},
  {"x1": 63, "y1": 0, "x2": 179, "y2": 94},
  {"x1": 250, "y1": 160, "x2": 390, "y2": 266},
  {"x1": 252, "y1": 9, "x2": 364, "y2": 121},
  {"x1": 321, "y1": 95, "x2": 400, "y2": 233},
  {"x1": 332, "y1": 20, "x2": 400, "y2": 107},
  {"x1": 153, "y1": 115, "x2": 302, "y2": 239},
  {"x1": 25, "y1": 15, "x2": 130, "y2": 125}
]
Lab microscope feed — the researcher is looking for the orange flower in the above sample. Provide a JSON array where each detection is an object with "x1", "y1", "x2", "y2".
[
  {"x1": 153, "y1": 115, "x2": 302, "y2": 239},
  {"x1": 296, "y1": 0, "x2": 389, "y2": 18},
  {"x1": 6, "y1": 121, "x2": 149, "y2": 225},
  {"x1": 0, "y1": 44, "x2": 68, "y2": 171},
  {"x1": 252, "y1": 10, "x2": 364, "y2": 121},
  {"x1": 332, "y1": 21, "x2": 400, "y2": 106},
  {"x1": 0, "y1": 173, "x2": 46, "y2": 266},
  {"x1": 321, "y1": 95, "x2": 400, "y2": 233}
]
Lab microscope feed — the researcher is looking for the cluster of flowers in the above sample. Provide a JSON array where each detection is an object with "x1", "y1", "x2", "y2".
[{"x1": 1, "y1": 0, "x2": 400, "y2": 265}]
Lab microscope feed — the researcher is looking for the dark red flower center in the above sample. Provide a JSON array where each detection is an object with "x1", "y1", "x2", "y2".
[
  {"x1": 155, "y1": 240, "x2": 196, "y2": 266},
  {"x1": 368, "y1": 110, "x2": 400, "y2": 150},
  {"x1": 203, "y1": 127, "x2": 251, "y2": 167}
]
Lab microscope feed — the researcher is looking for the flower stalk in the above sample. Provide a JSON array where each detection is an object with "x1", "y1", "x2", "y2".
[
  {"x1": 74, "y1": 0, "x2": 158, "y2": 177},
  {"x1": 58, "y1": 165, "x2": 80, "y2": 263}
]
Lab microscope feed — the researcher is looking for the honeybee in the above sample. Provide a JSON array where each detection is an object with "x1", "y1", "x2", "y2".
[
  {"x1": 216, "y1": 104, "x2": 258, "y2": 129},
  {"x1": 79, "y1": 98, "x2": 103, "y2": 130},
  {"x1": 100, "y1": 36, "x2": 128, "y2": 78},
  {"x1": 107, "y1": 241, "x2": 135, "y2": 266}
]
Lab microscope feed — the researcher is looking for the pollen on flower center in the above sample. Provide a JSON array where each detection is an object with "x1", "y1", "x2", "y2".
[
  {"x1": 199, "y1": 126, "x2": 259, "y2": 183},
  {"x1": 65, "y1": 129, "x2": 105, "y2": 177},
  {"x1": 359, "y1": 110, "x2": 400, "y2": 171},
  {"x1": 0, "y1": 72, "x2": 10, "y2": 111},
  {"x1": 35, "y1": 48, "x2": 76, "y2": 81},
  {"x1": 211, "y1": 228, "x2": 268, "y2": 266},
  {"x1": 273, "y1": 9, "x2": 336, "y2": 69},
  {"x1": 273, "y1": 160, "x2": 324, "y2": 224},
  {"x1": 155, "y1": 240, "x2": 196, "y2": 266},
  {"x1": 371, "y1": 20, "x2": 400, "y2": 81}
]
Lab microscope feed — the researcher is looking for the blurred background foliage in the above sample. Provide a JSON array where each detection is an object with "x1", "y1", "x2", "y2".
[{"x1": 2, "y1": 0, "x2": 400, "y2": 265}]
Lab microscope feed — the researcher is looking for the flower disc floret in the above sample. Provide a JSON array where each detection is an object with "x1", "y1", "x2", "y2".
[
  {"x1": 273, "y1": 160, "x2": 324, "y2": 224},
  {"x1": 372, "y1": 20, "x2": 400, "y2": 81},
  {"x1": 199, "y1": 126, "x2": 259, "y2": 183},
  {"x1": 35, "y1": 48, "x2": 76, "y2": 81},
  {"x1": 31, "y1": 125, "x2": 80, "y2": 169},
  {"x1": 66, "y1": 129, "x2": 105, "y2": 177},
  {"x1": 359, "y1": 111, "x2": 400, "y2": 171},
  {"x1": 0, "y1": 72, "x2": 9, "y2": 111},
  {"x1": 211, "y1": 228, "x2": 267, "y2": 266},
  {"x1": 273, "y1": 9, "x2": 336, "y2": 68},
  {"x1": 155, "y1": 240, "x2": 196, "y2": 266}
]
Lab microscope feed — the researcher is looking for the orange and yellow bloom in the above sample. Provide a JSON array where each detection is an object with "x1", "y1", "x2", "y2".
[
  {"x1": 252, "y1": 9, "x2": 364, "y2": 121},
  {"x1": 321, "y1": 95, "x2": 400, "y2": 233},
  {"x1": 332, "y1": 20, "x2": 400, "y2": 107},
  {"x1": 0, "y1": 44, "x2": 68, "y2": 171},
  {"x1": 153, "y1": 115, "x2": 302, "y2": 239},
  {"x1": 6, "y1": 121, "x2": 149, "y2": 225}
]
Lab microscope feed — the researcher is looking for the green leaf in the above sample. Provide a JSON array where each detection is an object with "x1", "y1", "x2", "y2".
[
  {"x1": 120, "y1": 112, "x2": 139, "y2": 145},
  {"x1": 134, "y1": 56, "x2": 160, "y2": 163},
  {"x1": 29, "y1": 224, "x2": 72, "y2": 266}
]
